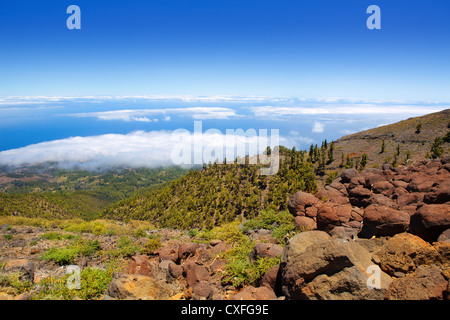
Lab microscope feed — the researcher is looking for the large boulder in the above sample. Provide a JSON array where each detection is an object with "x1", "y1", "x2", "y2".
[
  {"x1": 410, "y1": 204, "x2": 450, "y2": 242},
  {"x1": 385, "y1": 265, "x2": 448, "y2": 300},
  {"x1": 107, "y1": 273, "x2": 176, "y2": 300},
  {"x1": 359, "y1": 205, "x2": 410, "y2": 238},
  {"x1": 372, "y1": 233, "x2": 443, "y2": 276},
  {"x1": 349, "y1": 186, "x2": 373, "y2": 207},
  {"x1": 294, "y1": 216, "x2": 317, "y2": 231},
  {"x1": 183, "y1": 262, "x2": 210, "y2": 287},
  {"x1": 340, "y1": 169, "x2": 358, "y2": 183},
  {"x1": 278, "y1": 231, "x2": 391, "y2": 300},
  {"x1": 287, "y1": 191, "x2": 320, "y2": 216}
]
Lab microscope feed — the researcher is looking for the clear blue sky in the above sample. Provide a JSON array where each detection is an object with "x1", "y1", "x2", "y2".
[{"x1": 1, "y1": 0, "x2": 450, "y2": 100}]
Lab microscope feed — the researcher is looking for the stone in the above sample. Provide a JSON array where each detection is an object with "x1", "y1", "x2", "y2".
[
  {"x1": 107, "y1": 273, "x2": 176, "y2": 300},
  {"x1": 294, "y1": 216, "x2": 317, "y2": 231},
  {"x1": 372, "y1": 181, "x2": 395, "y2": 197},
  {"x1": 183, "y1": 262, "x2": 210, "y2": 287},
  {"x1": 349, "y1": 186, "x2": 373, "y2": 207},
  {"x1": 178, "y1": 242, "x2": 199, "y2": 262},
  {"x1": 249, "y1": 243, "x2": 283, "y2": 261},
  {"x1": 279, "y1": 235, "x2": 392, "y2": 300},
  {"x1": 438, "y1": 229, "x2": 450, "y2": 242},
  {"x1": 316, "y1": 205, "x2": 340, "y2": 231},
  {"x1": 168, "y1": 261, "x2": 183, "y2": 278},
  {"x1": 328, "y1": 226, "x2": 360, "y2": 240},
  {"x1": 410, "y1": 204, "x2": 450, "y2": 242},
  {"x1": 210, "y1": 260, "x2": 227, "y2": 273},
  {"x1": 209, "y1": 239, "x2": 222, "y2": 246},
  {"x1": 4, "y1": 259, "x2": 35, "y2": 282},
  {"x1": 373, "y1": 233, "x2": 442, "y2": 276},
  {"x1": 192, "y1": 282, "x2": 214, "y2": 300},
  {"x1": 230, "y1": 285, "x2": 277, "y2": 300},
  {"x1": 287, "y1": 191, "x2": 320, "y2": 216},
  {"x1": 359, "y1": 205, "x2": 410, "y2": 238},
  {"x1": 260, "y1": 265, "x2": 280, "y2": 291},
  {"x1": 385, "y1": 265, "x2": 448, "y2": 300},
  {"x1": 158, "y1": 246, "x2": 179, "y2": 263},
  {"x1": 340, "y1": 169, "x2": 358, "y2": 183}
]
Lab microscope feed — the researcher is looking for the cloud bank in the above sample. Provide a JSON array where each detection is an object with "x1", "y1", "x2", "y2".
[{"x1": 0, "y1": 130, "x2": 297, "y2": 170}]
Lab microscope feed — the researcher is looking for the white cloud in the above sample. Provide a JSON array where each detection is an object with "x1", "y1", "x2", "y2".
[
  {"x1": 68, "y1": 107, "x2": 238, "y2": 122},
  {"x1": 0, "y1": 130, "x2": 287, "y2": 170},
  {"x1": 312, "y1": 121, "x2": 325, "y2": 133},
  {"x1": 248, "y1": 104, "x2": 448, "y2": 117}
]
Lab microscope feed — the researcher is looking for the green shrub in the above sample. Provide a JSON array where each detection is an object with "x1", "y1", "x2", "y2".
[
  {"x1": 144, "y1": 238, "x2": 161, "y2": 253},
  {"x1": 107, "y1": 236, "x2": 141, "y2": 258},
  {"x1": 41, "y1": 247, "x2": 79, "y2": 265},
  {"x1": 198, "y1": 221, "x2": 246, "y2": 244},
  {"x1": 133, "y1": 228, "x2": 147, "y2": 238},
  {"x1": 2, "y1": 235, "x2": 13, "y2": 240},
  {"x1": 31, "y1": 264, "x2": 121, "y2": 300},
  {"x1": 41, "y1": 239, "x2": 101, "y2": 265},
  {"x1": 220, "y1": 238, "x2": 280, "y2": 288},
  {"x1": 0, "y1": 272, "x2": 32, "y2": 295},
  {"x1": 188, "y1": 229, "x2": 198, "y2": 238},
  {"x1": 325, "y1": 171, "x2": 338, "y2": 185},
  {"x1": 41, "y1": 232, "x2": 75, "y2": 241}
]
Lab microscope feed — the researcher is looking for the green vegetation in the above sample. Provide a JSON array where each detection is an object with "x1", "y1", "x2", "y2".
[
  {"x1": 40, "y1": 239, "x2": 101, "y2": 265},
  {"x1": 220, "y1": 237, "x2": 280, "y2": 288},
  {"x1": 0, "y1": 166, "x2": 188, "y2": 220},
  {"x1": 106, "y1": 236, "x2": 141, "y2": 258},
  {"x1": 242, "y1": 210, "x2": 296, "y2": 245},
  {"x1": 325, "y1": 171, "x2": 338, "y2": 185},
  {"x1": 430, "y1": 137, "x2": 444, "y2": 158},
  {"x1": 30, "y1": 261, "x2": 124, "y2": 300},
  {"x1": 103, "y1": 146, "x2": 318, "y2": 230},
  {"x1": 415, "y1": 123, "x2": 422, "y2": 134},
  {"x1": 0, "y1": 272, "x2": 33, "y2": 295}
]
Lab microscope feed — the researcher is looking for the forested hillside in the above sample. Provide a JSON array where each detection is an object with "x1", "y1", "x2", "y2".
[
  {"x1": 0, "y1": 167, "x2": 188, "y2": 220},
  {"x1": 102, "y1": 147, "x2": 318, "y2": 229}
]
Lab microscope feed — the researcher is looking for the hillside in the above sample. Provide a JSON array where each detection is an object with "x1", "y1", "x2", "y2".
[
  {"x1": 0, "y1": 166, "x2": 188, "y2": 220},
  {"x1": 329, "y1": 108, "x2": 450, "y2": 171},
  {"x1": 102, "y1": 148, "x2": 318, "y2": 229}
]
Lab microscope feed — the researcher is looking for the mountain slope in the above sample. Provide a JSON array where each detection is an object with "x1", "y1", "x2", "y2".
[
  {"x1": 329, "y1": 108, "x2": 450, "y2": 170},
  {"x1": 102, "y1": 148, "x2": 318, "y2": 229}
]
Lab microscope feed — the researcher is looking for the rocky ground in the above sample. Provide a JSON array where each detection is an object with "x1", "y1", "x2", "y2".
[{"x1": 0, "y1": 157, "x2": 449, "y2": 300}]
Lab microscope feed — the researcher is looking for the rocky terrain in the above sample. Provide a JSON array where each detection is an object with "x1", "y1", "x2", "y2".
[{"x1": 0, "y1": 155, "x2": 448, "y2": 300}]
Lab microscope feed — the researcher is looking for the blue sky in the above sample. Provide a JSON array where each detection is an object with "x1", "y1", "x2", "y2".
[
  {"x1": 0, "y1": 1, "x2": 449, "y2": 168},
  {"x1": 1, "y1": 0, "x2": 450, "y2": 99}
]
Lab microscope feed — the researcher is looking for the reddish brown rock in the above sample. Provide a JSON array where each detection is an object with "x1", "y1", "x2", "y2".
[
  {"x1": 178, "y1": 242, "x2": 199, "y2": 262},
  {"x1": 183, "y1": 262, "x2": 210, "y2": 287},
  {"x1": 158, "y1": 246, "x2": 179, "y2": 263},
  {"x1": 294, "y1": 216, "x2": 317, "y2": 231},
  {"x1": 410, "y1": 204, "x2": 450, "y2": 242},
  {"x1": 349, "y1": 185, "x2": 373, "y2": 207},
  {"x1": 230, "y1": 285, "x2": 277, "y2": 300},
  {"x1": 340, "y1": 169, "x2": 358, "y2": 183},
  {"x1": 372, "y1": 181, "x2": 395, "y2": 197},
  {"x1": 385, "y1": 265, "x2": 448, "y2": 300},
  {"x1": 192, "y1": 282, "x2": 214, "y2": 299},
  {"x1": 249, "y1": 243, "x2": 283, "y2": 261},
  {"x1": 123, "y1": 256, "x2": 153, "y2": 277},
  {"x1": 260, "y1": 265, "x2": 280, "y2": 291},
  {"x1": 316, "y1": 205, "x2": 340, "y2": 231},
  {"x1": 287, "y1": 191, "x2": 320, "y2": 216},
  {"x1": 168, "y1": 261, "x2": 183, "y2": 278},
  {"x1": 360, "y1": 205, "x2": 410, "y2": 238}
]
